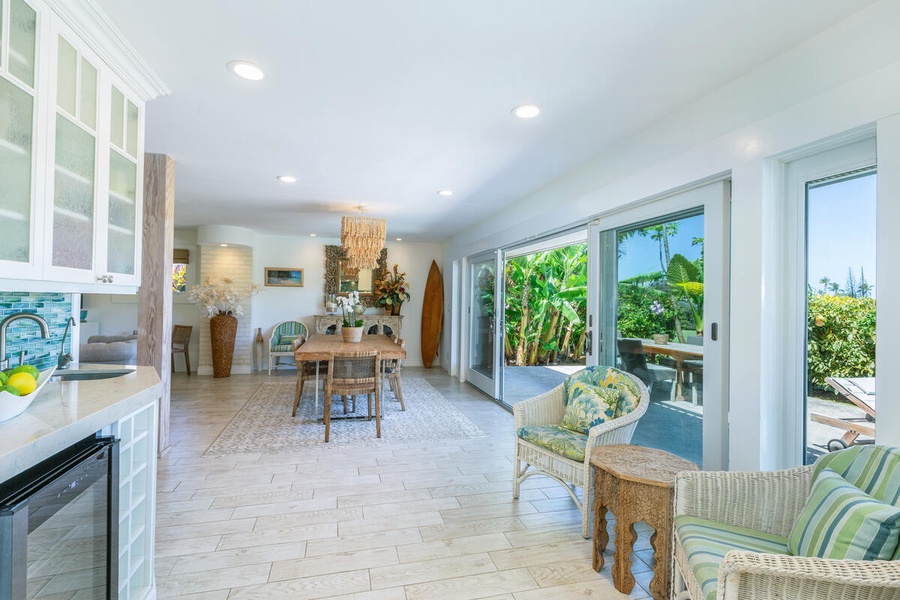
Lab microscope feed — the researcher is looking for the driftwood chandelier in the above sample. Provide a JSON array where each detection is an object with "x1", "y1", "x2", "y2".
[{"x1": 340, "y1": 207, "x2": 385, "y2": 270}]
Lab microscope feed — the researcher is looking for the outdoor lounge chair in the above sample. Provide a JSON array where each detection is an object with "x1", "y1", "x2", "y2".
[
  {"x1": 811, "y1": 376, "x2": 876, "y2": 451},
  {"x1": 513, "y1": 365, "x2": 649, "y2": 538},
  {"x1": 673, "y1": 445, "x2": 900, "y2": 600}
]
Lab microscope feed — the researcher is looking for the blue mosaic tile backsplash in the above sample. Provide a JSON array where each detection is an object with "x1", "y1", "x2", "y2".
[{"x1": 0, "y1": 292, "x2": 73, "y2": 372}]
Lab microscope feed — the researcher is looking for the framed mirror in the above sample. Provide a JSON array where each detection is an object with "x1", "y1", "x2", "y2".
[{"x1": 324, "y1": 245, "x2": 388, "y2": 306}]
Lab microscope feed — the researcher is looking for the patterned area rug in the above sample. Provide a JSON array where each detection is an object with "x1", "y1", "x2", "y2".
[{"x1": 205, "y1": 378, "x2": 485, "y2": 454}]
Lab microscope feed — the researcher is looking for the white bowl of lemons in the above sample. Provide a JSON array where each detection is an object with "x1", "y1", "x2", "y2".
[{"x1": 0, "y1": 365, "x2": 56, "y2": 422}]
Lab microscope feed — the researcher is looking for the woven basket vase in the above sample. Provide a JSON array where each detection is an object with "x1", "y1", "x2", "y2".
[
  {"x1": 210, "y1": 314, "x2": 238, "y2": 377},
  {"x1": 342, "y1": 326, "x2": 364, "y2": 343}
]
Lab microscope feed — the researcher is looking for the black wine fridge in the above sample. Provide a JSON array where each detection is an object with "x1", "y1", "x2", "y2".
[{"x1": 0, "y1": 434, "x2": 119, "y2": 600}]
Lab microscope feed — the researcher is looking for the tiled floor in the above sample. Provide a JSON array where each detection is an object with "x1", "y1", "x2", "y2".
[{"x1": 157, "y1": 367, "x2": 656, "y2": 599}]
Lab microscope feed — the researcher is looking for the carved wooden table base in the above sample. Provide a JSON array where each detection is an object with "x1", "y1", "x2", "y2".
[{"x1": 591, "y1": 445, "x2": 698, "y2": 600}]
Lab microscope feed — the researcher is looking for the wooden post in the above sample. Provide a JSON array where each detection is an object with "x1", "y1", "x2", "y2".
[{"x1": 138, "y1": 153, "x2": 175, "y2": 457}]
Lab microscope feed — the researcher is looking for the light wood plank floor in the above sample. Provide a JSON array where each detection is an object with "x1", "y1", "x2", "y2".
[{"x1": 159, "y1": 367, "x2": 655, "y2": 599}]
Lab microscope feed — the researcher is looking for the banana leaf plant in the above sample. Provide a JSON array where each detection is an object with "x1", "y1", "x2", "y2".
[{"x1": 666, "y1": 253, "x2": 703, "y2": 335}]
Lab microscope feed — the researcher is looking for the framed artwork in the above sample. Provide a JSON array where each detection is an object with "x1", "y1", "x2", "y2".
[{"x1": 265, "y1": 267, "x2": 304, "y2": 287}]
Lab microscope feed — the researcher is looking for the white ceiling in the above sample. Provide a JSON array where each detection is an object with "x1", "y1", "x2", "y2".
[{"x1": 95, "y1": 0, "x2": 876, "y2": 242}]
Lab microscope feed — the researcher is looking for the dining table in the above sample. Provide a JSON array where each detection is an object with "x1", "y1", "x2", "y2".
[
  {"x1": 639, "y1": 339, "x2": 703, "y2": 401},
  {"x1": 294, "y1": 334, "x2": 407, "y2": 406}
]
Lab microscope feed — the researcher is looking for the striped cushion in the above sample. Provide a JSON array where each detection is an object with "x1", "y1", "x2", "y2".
[
  {"x1": 271, "y1": 322, "x2": 307, "y2": 350},
  {"x1": 788, "y1": 468, "x2": 900, "y2": 560},
  {"x1": 516, "y1": 425, "x2": 588, "y2": 462},
  {"x1": 272, "y1": 344, "x2": 295, "y2": 352},
  {"x1": 813, "y1": 445, "x2": 900, "y2": 507},
  {"x1": 675, "y1": 515, "x2": 790, "y2": 600}
]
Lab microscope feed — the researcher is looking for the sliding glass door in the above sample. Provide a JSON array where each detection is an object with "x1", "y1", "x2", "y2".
[
  {"x1": 590, "y1": 182, "x2": 729, "y2": 469},
  {"x1": 467, "y1": 252, "x2": 503, "y2": 399}
]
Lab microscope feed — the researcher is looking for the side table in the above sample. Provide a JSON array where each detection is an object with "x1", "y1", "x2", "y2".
[{"x1": 591, "y1": 444, "x2": 698, "y2": 600}]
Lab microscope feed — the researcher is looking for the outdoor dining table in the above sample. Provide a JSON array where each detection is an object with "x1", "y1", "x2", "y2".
[
  {"x1": 640, "y1": 339, "x2": 703, "y2": 401},
  {"x1": 294, "y1": 334, "x2": 407, "y2": 404}
]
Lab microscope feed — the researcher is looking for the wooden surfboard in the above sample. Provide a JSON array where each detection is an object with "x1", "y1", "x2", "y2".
[{"x1": 421, "y1": 260, "x2": 443, "y2": 368}]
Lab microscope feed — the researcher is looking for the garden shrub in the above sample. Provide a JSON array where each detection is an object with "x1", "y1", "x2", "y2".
[{"x1": 807, "y1": 293, "x2": 876, "y2": 389}]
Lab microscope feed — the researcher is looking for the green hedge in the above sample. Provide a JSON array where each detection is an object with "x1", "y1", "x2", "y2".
[{"x1": 807, "y1": 293, "x2": 876, "y2": 388}]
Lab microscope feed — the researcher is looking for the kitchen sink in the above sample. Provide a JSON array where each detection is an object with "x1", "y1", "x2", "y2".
[{"x1": 52, "y1": 368, "x2": 135, "y2": 381}]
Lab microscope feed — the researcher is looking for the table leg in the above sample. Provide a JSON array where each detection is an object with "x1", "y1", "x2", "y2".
[
  {"x1": 314, "y1": 360, "x2": 321, "y2": 412},
  {"x1": 593, "y1": 503, "x2": 609, "y2": 572},
  {"x1": 612, "y1": 515, "x2": 637, "y2": 594},
  {"x1": 675, "y1": 357, "x2": 684, "y2": 401},
  {"x1": 647, "y1": 489, "x2": 673, "y2": 600}
]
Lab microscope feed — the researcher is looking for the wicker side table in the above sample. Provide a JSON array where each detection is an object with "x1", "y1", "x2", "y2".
[{"x1": 591, "y1": 444, "x2": 698, "y2": 600}]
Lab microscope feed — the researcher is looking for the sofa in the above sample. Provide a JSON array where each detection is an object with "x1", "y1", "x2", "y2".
[
  {"x1": 79, "y1": 334, "x2": 138, "y2": 365},
  {"x1": 673, "y1": 445, "x2": 900, "y2": 600}
]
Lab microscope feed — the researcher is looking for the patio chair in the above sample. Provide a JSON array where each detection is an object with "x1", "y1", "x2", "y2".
[
  {"x1": 617, "y1": 338, "x2": 676, "y2": 401},
  {"x1": 269, "y1": 321, "x2": 308, "y2": 374},
  {"x1": 324, "y1": 351, "x2": 382, "y2": 442},
  {"x1": 513, "y1": 365, "x2": 650, "y2": 537},
  {"x1": 673, "y1": 445, "x2": 900, "y2": 600}
]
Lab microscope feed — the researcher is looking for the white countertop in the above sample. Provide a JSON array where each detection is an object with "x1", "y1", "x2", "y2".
[{"x1": 0, "y1": 364, "x2": 162, "y2": 482}]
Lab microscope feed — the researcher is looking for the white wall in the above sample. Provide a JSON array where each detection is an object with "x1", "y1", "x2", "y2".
[
  {"x1": 442, "y1": 0, "x2": 900, "y2": 471},
  {"x1": 250, "y1": 233, "x2": 442, "y2": 368}
]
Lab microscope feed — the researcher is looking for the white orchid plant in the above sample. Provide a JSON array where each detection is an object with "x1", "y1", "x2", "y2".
[
  {"x1": 337, "y1": 291, "x2": 364, "y2": 327},
  {"x1": 189, "y1": 277, "x2": 261, "y2": 318}
]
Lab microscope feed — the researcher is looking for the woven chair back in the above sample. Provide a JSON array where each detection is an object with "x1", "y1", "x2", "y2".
[
  {"x1": 172, "y1": 325, "x2": 192, "y2": 348},
  {"x1": 327, "y1": 351, "x2": 381, "y2": 396}
]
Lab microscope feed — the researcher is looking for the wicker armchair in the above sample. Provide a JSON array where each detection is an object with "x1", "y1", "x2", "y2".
[
  {"x1": 673, "y1": 446, "x2": 900, "y2": 600},
  {"x1": 513, "y1": 366, "x2": 649, "y2": 538}
]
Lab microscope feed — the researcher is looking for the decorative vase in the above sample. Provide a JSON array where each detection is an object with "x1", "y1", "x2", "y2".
[
  {"x1": 390, "y1": 302, "x2": 402, "y2": 316},
  {"x1": 254, "y1": 327, "x2": 264, "y2": 372},
  {"x1": 210, "y1": 314, "x2": 238, "y2": 377},
  {"x1": 652, "y1": 333, "x2": 669, "y2": 345},
  {"x1": 342, "y1": 326, "x2": 364, "y2": 343}
]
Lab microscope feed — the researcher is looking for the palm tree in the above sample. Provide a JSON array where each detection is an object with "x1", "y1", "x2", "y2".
[{"x1": 819, "y1": 276, "x2": 831, "y2": 294}]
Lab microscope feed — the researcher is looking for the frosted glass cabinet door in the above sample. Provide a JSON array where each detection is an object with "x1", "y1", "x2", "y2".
[
  {"x1": 0, "y1": 76, "x2": 34, "y2": 264},
  {"x1": 107, "y1": 150, "x2": 136, "y2": 275},
  {"x1": 53, "y1": 115, "x2": 96, "y2": 270},
  {"x1": 8, "y1": 0, "x2": 37, "y2": 88}
]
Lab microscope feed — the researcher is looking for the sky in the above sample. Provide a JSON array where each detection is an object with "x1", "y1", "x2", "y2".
[
  {"x1": 617, "y1": 213, "x2": 704, "y2": 281},
  {"x1": 807, "y1": 173, "x2": 876, "y2": 296}
]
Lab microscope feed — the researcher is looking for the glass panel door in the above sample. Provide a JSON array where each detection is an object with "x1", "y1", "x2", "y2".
[
  {"x1": 468, "y1": 252, "x2": 502, "y2": 398},
  {"x1": 805, "y1": 170, "x2": 876, "y2": 463},
  {"x1": 592, "y1": 182, "x2": 729, "y2": 469}
]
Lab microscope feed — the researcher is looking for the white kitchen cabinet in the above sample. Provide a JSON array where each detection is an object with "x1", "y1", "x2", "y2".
[{"x1": 0, "y1": 0, "x2": 164, "y2": 293}]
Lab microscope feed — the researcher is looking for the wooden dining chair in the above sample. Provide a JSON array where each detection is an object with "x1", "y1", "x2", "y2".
[
  {"x1": 324, "y1": 351, "x2": 381, "y2": 442},
  {"x1": 383, "y1": 337, "x2": 406, "y2": 410},
  {"x1": 171, "y1": 325, "x2": 193, "y2": 375}
]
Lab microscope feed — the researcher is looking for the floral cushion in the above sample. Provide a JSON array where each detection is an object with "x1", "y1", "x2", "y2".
[
  {"x1": 562, "y1": 366, "x2": 642, "y2": 427},
  {"x1": 561, "y1": 385, "x2": 620, "y2": 434},
  {"x1": 517, "y1": 425, "x2": 588, "y2": 462}
]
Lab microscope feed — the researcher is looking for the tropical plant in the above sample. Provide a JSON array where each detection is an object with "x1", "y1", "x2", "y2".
[
  {"x1": 666, "y1": 253, "x2": 704, "y2": 335},
  {"x1": 373, "y1": 264, "x2": 411, "y2": 308},
  {"x1": 807, "y1": 292, "x2": 876, "y2": 389},
  {"x1": 188, "y1": 277, "x2": 260, "y2": 318}
]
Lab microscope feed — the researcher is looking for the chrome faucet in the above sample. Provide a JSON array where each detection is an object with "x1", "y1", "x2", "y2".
[
  {"x1": 58, "y1": 317, "x2": 76, "y2": 369},
  {"x1": 0, "y1": 312, "x2": 51, "y2": 371}
]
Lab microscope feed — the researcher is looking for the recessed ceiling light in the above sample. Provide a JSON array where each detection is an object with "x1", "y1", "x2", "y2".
[
  {"x1": 220, "y1": 244, "x2": 228, "y2": 247},
  {"x1": 512, "y1": 104, "x2": 540, "y2": 119},
  {"x1": 277, "y1": 175, "x2": 297, "y2": 183},
  {"x1": 227, "y1": 61, "x2": 265, "y2": 81},
  {"x1": 309, "y1": 233, "x2": 317, "y2": 237},
  {"x1": 437, "y1": 189, "x2": 454, "y2": 197},
  {"x1": 396, "y1": 238, "x2": 402, "y2": 241}
]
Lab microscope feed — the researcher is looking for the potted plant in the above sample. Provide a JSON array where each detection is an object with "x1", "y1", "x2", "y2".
[
  {"x1": 373, "y1": 264, "x2": 411, "y2": 315},
  {"x1": 189, "y1": 277, "x2": 261, "y2": 377},
  {"x1": 337, "y1": 291, "x2": 365, "y2": 342}
]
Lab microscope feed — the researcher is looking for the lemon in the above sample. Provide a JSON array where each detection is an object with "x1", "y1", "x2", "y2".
[
  {"x1": 8, "y1": 365, "x2": 39, "y2": 379},
  {"x1": 6, "y1": 372, "x2": 37, "y2": 396},
  {"x1": 0, "y1": 384, "x2": 21, "y2": 396}
]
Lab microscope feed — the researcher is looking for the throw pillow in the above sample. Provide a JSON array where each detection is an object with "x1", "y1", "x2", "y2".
[
  {"x1": 788, "y1": 468, "x2": 900, "y2": 560},
  {"x1": 561, "y1": 383, "x2": 621, "y2": 435}
]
